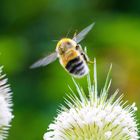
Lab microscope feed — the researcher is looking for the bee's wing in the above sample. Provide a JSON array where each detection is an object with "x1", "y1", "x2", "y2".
[
  {"x1": 73, "y1": 22, "x2": 95, "y2": 43},
  {"x1": 30, "y1": 52, "x2": 57, "y2": 69}
]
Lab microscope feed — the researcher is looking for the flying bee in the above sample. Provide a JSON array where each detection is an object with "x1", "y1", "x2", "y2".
[{"x1": 30, "y1": 22, "x2": 95, "y2": 78}]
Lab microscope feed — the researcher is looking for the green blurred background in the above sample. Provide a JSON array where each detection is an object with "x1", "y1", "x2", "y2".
[{"x1": 0, "y1": 0, "x2": 140, "y2": 139}]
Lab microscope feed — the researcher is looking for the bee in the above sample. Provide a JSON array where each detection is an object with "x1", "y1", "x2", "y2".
[{"x1": 30, "y1": 23, "x2": 95, "y2": 78}]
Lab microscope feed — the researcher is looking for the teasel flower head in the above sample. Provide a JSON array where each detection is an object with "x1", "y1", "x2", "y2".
[
  {"x1": 44, "y1": 60, "x2": 139, "y2": 140},
  {"x1": 0, "y1": 67, "x2": 14, "y2": 140}
]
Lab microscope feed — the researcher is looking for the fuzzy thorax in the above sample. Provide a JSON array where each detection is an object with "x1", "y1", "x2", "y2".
[{"x1": 56, "y1": 38, "x2": 77, "y2": 56}]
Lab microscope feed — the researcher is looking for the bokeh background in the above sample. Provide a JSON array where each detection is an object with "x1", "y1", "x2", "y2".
[{"x1": 0, "y1": 0, "x2": 140, "y2": 139}]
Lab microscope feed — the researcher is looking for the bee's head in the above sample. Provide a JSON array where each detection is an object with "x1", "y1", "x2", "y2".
[{"x1": 56, "y1": 38, "x2": 77, "y2": 55}]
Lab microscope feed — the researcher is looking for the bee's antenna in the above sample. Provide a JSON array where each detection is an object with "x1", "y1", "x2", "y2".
[
  {"x1": 52, "y1": 40, "x2": 59, "y2": 42},
  {"x1": 66, "y1": 26, "x2": 73, "y2": 38}
]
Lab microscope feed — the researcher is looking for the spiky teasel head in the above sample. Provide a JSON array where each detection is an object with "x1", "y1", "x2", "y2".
[
  {"x1": 44, "y1": 60, "x2": 139, "y2": 140},
  {"x1": 0, "y1": 67, "x2": 14, "y2": 140}
]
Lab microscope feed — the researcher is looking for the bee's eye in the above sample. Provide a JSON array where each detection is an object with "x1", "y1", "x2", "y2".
[{"x1": 66, "y1": 42, "x2": 71, "y2": 45}]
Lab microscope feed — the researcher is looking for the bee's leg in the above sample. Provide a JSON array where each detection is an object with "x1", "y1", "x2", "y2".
[
  {"x1": 83, "y1": 46, "x2": 94, "y2": 64},
  {"x1": 82, "y1": 52, "x2": 89, "y2": 62},
  {"x1": 76, "y1": 45, "x2": 86, "y2": 59},
  {"x1": 76, "y1": 44, "x2": 93, "y2": 63},
  {"x1": 88, "y1": 60, "x2": 94, "y2": 64},
  {"x1": 83, "y1": 54, "x2": 94, "y2": 64}
]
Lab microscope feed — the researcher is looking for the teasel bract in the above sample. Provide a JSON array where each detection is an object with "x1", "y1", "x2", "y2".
[{"x1": 44, "y1": 60, "x2": 139, "y2": 140}]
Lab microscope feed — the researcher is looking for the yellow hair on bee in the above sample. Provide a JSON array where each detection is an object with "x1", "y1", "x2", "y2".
[
  {"x1": 56, "y1": 38, "x2": 76, "y2": 49},
  {"x1": 60, "y1": 49, "x2": 79, "y2": 67},
  {"x1": 56, "y1": 38, "x2": 78, "y2": 67}
]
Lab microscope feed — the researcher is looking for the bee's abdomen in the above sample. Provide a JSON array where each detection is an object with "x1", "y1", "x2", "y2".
[{"x1": 65, "y1": 56, "x2": 89, "y2": 77}]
